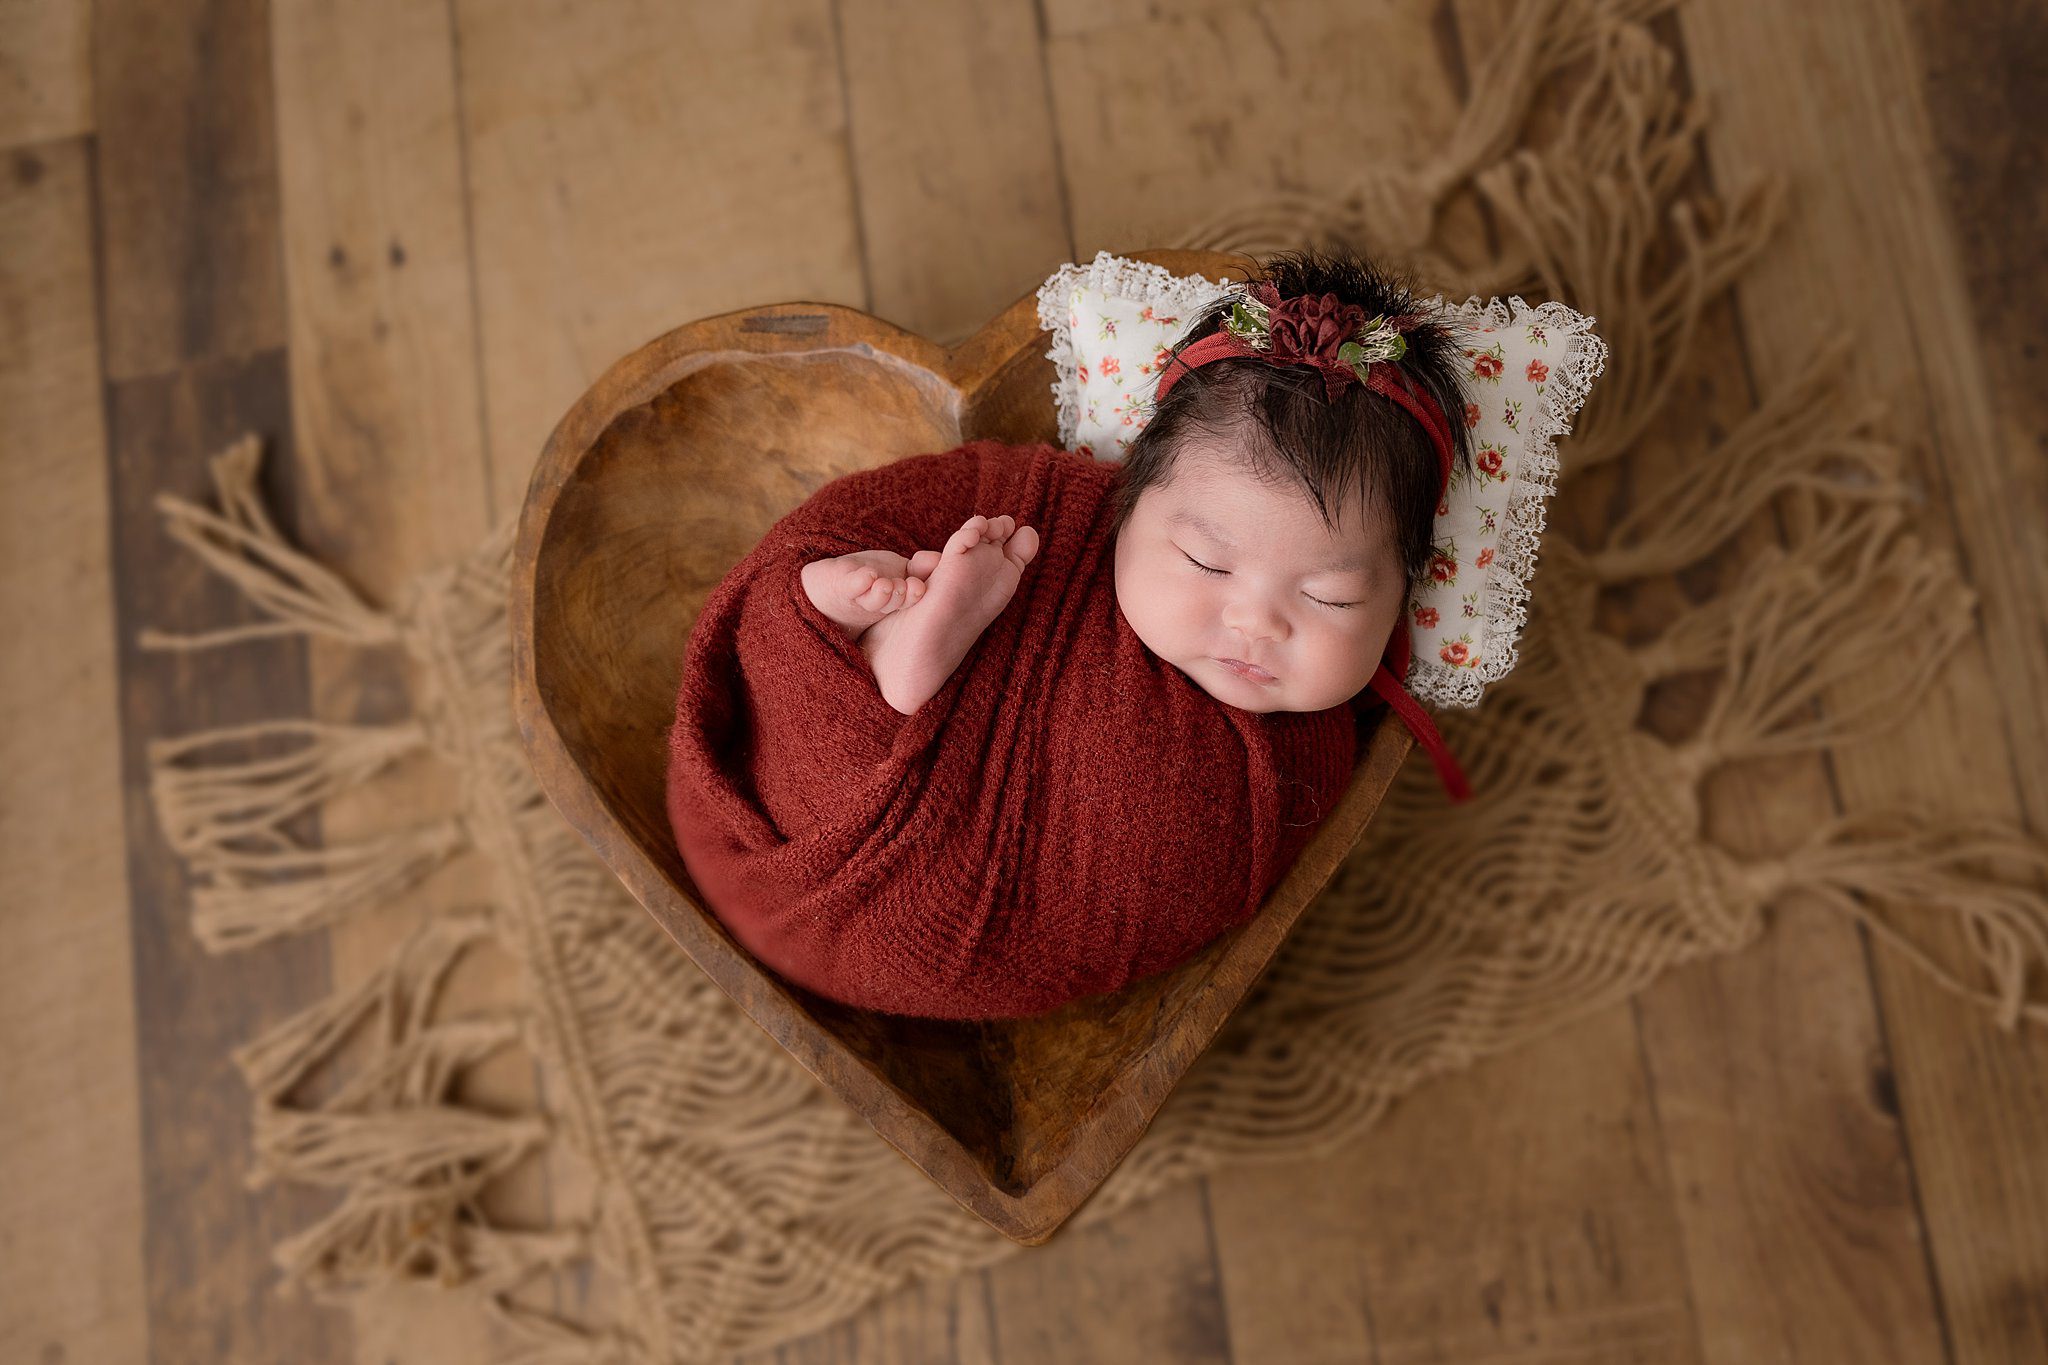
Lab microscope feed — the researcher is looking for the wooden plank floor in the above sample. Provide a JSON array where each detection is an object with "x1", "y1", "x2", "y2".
[{"x1": 4, "y1": 1, "x2": 2043, "y2": 1362}]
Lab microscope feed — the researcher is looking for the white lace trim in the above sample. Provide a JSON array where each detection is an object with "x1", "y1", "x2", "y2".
[
  {"x1": 1035, "y1": 251, "x2": 1236, "y2": 450},
  {"x1": 1402, "y1": 293, "x2": 1610, "y2": 709}
]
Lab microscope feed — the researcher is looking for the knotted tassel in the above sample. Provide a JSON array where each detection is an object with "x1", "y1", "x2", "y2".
[
  {"x1": 1472, "y1": 22, "x2": 1784, "y2": 472},
  {"x1": 231, "y1": 908, "x2": 494, "y2": 1101},
  {"x1": 1688, "y1": 505, "x2": 1972, "y2": 769},
  {"x1": 1734, "y1": 811, "x2": 2048, "y2": 1031},
  {"x1": 187, "y1": 816, "x2": 469, "y2": 952},
  {"x1": 147, "y1": 717, "x2": 429, "y2": 860},
  {"x1": 137, "y1": 432, "x2": 400, "y2": 651}
]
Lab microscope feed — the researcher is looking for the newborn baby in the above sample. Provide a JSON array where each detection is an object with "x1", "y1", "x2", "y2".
[{"x1": 666, "y1": 246, "x2": 1475, "y2": 1020}]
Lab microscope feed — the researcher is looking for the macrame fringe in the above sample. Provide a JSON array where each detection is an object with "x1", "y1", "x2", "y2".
[
  {"x1": 1181, "y1": 0, "x2": 1685, "y2": 261},
  {"x1": 1732, "y1": 813, "x2": 2048, "y2": 1032},
  {"x1": 1466, "y1": 21, "x2": 1787, "y2": 470},
  {"x1": 138, "y1": 433, "x2": 399, "y2": 650},
  {"x1": 1586, "y1": 334, "x2": 1900, "y2": 578},
  {"x1": 147, "y1": 718, "x2": 431, "y2": 860},
  {"x1": 186, "y1": 817, "x2": 469, "y2": 952},
  {"x1": 139, "y1": 436, "x2": 632, "y2": 1361}
]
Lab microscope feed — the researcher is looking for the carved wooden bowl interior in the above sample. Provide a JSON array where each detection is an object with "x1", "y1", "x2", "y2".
[{"x1": 509, "y1": 248, "x2": 1416, "y2": 1245}]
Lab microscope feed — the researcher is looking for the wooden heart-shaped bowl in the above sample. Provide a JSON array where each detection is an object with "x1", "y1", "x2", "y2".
[{"x1": 509, "y1": 248, "x2": 1415, "y2": 1245}]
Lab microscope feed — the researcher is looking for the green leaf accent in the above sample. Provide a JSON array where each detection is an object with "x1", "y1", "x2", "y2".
[{"x1": 1227, "y1": 299, "x2": 1264, "y2": 342}]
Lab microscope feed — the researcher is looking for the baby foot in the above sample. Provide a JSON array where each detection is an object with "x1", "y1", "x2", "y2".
[
  {"x1": 801, "y1": 548, "x2": 944, "y2": 639},
  {"x1": 861, "y1": 514, "x2": 1040, "y2": 715}
]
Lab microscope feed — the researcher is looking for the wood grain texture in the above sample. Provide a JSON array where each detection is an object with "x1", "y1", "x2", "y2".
[
  {"x1": 0, "y1": 0, "x2": 93, "y2": 149},
  {"x1": 1514, "y1": 6, "x2": 1961, "y2": 1358},
  {"x1": 93, "y1": 0, "x2": 287, "y2": 382},
  {"x1": 451, "y1": 0, "x2": 869, "y2": 523},
  {"x1": 89, "y1": 0, "x2": 344, "y2": 1358},
  {"x1": 108, "y1": 354, "x2": 336, "y2": 1365},
  {"x1": 1042, "y1": 0, "x2": 1468, "y2": 254},
  {"x1": 983, "y1": 1183, "x2": 1235, "y2": 1364},
  {"x1": 766, "y1": 1273, "x2": 1001, "y2": 1365},
  {"x1": 836, "y1": 0, "x2": 1074, "y2": 345},
  {"x1": 1677, "y1": 2, "x2": 2048, "y2": 1360},
  {"x1": 1210, "y1": 1008, "x2": 1704, "y2": 1365},
  {"x1": 0, "y1": 135, "x2": 147, "y2": 1365}
]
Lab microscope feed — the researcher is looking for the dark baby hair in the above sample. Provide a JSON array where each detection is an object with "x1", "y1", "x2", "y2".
[{"x1": 1105, "y1": 246, "x2": 1477, "y2": 586}]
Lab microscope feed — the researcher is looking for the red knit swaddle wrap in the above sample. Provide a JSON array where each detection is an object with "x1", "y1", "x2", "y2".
[{"x1": 664, "y1": 438, "x2": 1365, "y2": 1020}]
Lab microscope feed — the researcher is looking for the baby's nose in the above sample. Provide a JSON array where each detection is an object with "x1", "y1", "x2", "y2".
[{"x1": 1224, "y1": 598, "x2": 1286, "y2": 644}]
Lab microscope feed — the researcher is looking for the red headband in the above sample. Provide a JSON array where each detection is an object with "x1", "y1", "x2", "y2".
[{"x1": 1150, "y1": 287, "x2": 1473, "y2": 804}]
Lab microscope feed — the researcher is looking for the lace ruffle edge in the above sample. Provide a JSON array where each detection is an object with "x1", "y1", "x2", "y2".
[
  {"x1": 1035, "y1": 250, "x2": 1235, "y2": 452},
  {"x1": 1404, "y1": 294, "x2": 1609, "y2": 709}
]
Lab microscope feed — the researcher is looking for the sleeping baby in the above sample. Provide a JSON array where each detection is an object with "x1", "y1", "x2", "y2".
[{"x1": 665, "y1": 245, "x2": 1477, "y2": 1021}]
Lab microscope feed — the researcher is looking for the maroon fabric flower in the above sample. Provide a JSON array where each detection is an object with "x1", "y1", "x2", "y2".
[{"x1": 1261, "y1": 288, "x2": 1368, "y2": 363}]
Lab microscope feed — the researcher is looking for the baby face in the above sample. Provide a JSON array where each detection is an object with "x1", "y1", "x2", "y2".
[{"x1": 1112, "y1": 436, "x2": 1408, "y2": 714}]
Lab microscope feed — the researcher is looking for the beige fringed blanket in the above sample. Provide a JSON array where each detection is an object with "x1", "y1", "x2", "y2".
[{"x1": 139, "y1": 3, "x2": 2048, "y2": 1361}]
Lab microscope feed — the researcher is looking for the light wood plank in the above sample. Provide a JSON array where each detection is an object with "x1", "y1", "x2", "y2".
[
  {"x1": 0, "y1": 134, "x2": 148, "y2": 1365},
  {"x1": 986, "y1": 1183, "x2": 1234, "y2": 1364},
  {"x1": 453, "y1": 0, "x2": 869, "y2": 523},
  {"x1": 265, "y1": 1, "x2": 538, "y2": 1358},
  {"x1": 755, "y1": 1273, "x2": 1000, "y2": 1365},
  {"x1": 271, "y1": 0, "x2": 496, "y2": 594},
  {"x1": 1043, "y1": 0, "x2": 1468, "y2": 255},
  {"x1": 1677, "y1": 2, "x2": 2048, "y2": 1361},
  {"x1": 0, "y1": 0, "x2": 92, "y2": 148},
  {"x1": 1634, "y1": 878, "x2": 1951, "y2": 1363},
  {"x1": 1209, "y1": 1008, "x2": 1704, "y2": 1365},
  {"x1": 836, "y1": 0, "x2": 1073, "y2": 344}
]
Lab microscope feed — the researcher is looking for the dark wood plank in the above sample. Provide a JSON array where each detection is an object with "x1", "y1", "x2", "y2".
[
  {"x1": 106, "y1": 354, "x2": 336, "y2": 1365},
  {"x1": 94, "y1": 0, "x2": 287, "y2": 382},
  {"x1": 93, "y1": 2, "x2": 339, "y2": 1359},
  {"x1": 1898, "y1": 0, "x2": 2048, "y2": 772}
]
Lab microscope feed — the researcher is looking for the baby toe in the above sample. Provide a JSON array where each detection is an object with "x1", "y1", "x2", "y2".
[{"x1": 945, "y1": 518, "x2": 987, "y2": 555}]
